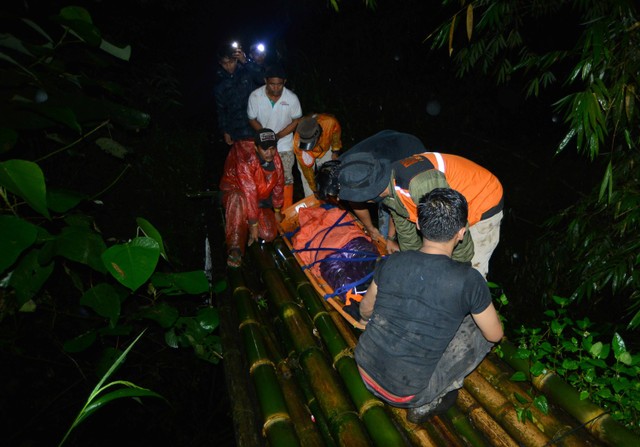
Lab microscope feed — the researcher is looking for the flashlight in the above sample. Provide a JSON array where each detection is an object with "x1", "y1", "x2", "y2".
[
  {"x1": 256, "y1": 43, "x2": 265, "y2": 53},
  {"x1": 231, "y1": 41, "x2": 239, "y2": 49}
]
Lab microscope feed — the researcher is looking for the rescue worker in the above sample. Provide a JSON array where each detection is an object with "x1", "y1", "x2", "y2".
[
  {"x1": 355, "y1": 188, "x2": 503, "y2": 423},
  {"x1": 293, "y1": 113, "x2": 343, "y2": 197},
  {"x1": 338, "y1": 151, "x2": 504, "y2": 278},
  {"x1": 248, "y1": 64, "x2": 302, "y2": 210},
  {"x1": 315, "y1": 130, "x2": 427, "y2": 251},
  {"x1": 219, "y1": 129, "x2": 284, "y2": 268},
  {"x1": 214, "y1": 42, "x2": 257, "y2": 148}
]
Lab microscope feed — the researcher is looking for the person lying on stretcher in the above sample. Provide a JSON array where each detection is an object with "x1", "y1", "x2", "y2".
[{"x1": 290, "y1": 205, "x2": 382, "y2": 307}]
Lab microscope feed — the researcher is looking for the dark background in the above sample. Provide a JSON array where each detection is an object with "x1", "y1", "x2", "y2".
[{"x1": 2, "y1": 1, "x2": 602, "y2": 445}]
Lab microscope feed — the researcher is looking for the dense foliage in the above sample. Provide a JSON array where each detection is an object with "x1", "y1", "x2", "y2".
[
  {"x1": 1, "y1": 6, "x2": 224, "y2": 443},
  {"x1": 427, "y1": 0, "x2": 640, "y2": 326}
]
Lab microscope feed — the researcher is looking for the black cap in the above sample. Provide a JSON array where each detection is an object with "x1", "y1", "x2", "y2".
[{"x1": 255, "y1": 128, "x2": 278, "y2": 149}]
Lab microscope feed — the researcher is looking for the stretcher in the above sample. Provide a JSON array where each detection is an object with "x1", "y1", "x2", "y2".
[{"x1": 278, "y1": 195, "x2": 387, "y2": 330}]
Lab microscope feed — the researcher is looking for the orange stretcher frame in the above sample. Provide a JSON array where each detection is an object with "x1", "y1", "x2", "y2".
[{"x1": 278, "y1": 195, "x2": 387, "y2": 330}]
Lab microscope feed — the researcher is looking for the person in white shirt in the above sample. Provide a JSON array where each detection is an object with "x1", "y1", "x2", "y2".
[{"x1": 247, "y1": 64, "x2": 302, "y2": 209}]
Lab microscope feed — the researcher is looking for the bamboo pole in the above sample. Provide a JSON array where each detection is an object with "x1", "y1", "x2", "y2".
[
  {"x1": 500, "y1": 339, "x2": 640, "y2": 447},
  {"x1": 218, "y1": 268, "x2": 263, "y2": 447},
  {"x1": 232, "y1": 273, "x2": 301, "y2": 446},
  {"x1": 476, "y1": 356, "x2": 592, "y2": 447},
  {"x1": 456, "y1": 388, "x2": 519, "y2": 447},
  {"x1": 464, "y1": 370, "x2": 552, "y2": 446},
  {"x1": 248, "y1": 243, "x2": 374, "y2": 447},
  {"x1": 259, "y1": 320, "x2": 326, "y2": 447}
]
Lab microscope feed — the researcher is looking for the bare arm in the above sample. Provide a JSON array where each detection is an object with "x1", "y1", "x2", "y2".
[
  {"x1": 359, "y1": 279, "x2": 378, "y2": 324},
  {"x1": 471, "y1": 302, "x2": 504, "y2": 343},
  {"x1": 249, "y1": 118, "x2": 262, "y2": 132},
  {"x1": 276, "y1": 117, "x2": 300, "y2": 140}
]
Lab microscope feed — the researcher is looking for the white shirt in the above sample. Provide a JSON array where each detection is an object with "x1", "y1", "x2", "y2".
[{"x1": 247, "y1": 86, "x2": 302, "y2": 153}]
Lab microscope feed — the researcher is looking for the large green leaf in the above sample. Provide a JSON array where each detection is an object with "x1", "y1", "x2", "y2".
[
  {"x1": 102, "y1": 237, "x2": 160, "y2": 291},
  {"x1": 80, "y1": 283, "x2": 125, "y2": 327},
  {"x1": 196, "y1": 307, "x2": 220, "y2": 332},
  {"x1": 55, "y1": 225, "x2": 107, "y2": 273},
  {"x1": 55, "y1": 7, "x2": 101, "y2": 47},
  {"x1": 0, "y1": 159, "x2": 50, "y2": 219},
  {"x1": 9, "y1": 249, "x2": 54, "y2": 307},
  {"x1": 47, "y1": 188, "x2": 86, "y2": 213},
  {"x1": 136, "y1": 217, "x2": 167, "y2": 261},
  {"x1": 150, "y1": 271, "x2": 209, "y2": 295},
  {"x1": 0, "y1": 215, "x2": 38, "y2": 274},
  {"x1": 63, "y1": 330, "x2": 98, "y2": 353},
  {"x1": 139, "y1": 302, "x2": 179, "y2": 328}
]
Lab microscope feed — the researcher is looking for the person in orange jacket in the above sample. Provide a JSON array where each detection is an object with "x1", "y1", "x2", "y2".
[
  {"x1": 293, "y1": 113, "x2": 342, "y2": 197},
  {"x1": 338, "y1": 151, "x2": 504, "y2": 278},
  {"x1": 219, "y1": 129, "x2": 284, "y2": 267}
]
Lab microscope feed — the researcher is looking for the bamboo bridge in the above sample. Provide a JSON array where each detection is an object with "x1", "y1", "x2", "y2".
[{"x1": 217, "y1": 238, "x2": 639, "y2": 447}]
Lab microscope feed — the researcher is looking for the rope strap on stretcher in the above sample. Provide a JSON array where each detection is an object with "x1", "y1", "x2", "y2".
[{"x1": 290, "y1": 209, "x2": 384, "y2": 301}]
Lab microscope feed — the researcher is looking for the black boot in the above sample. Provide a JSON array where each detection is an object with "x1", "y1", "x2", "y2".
[{"x1": 406, "y1": 389, "x2": 459, "y2": 424}]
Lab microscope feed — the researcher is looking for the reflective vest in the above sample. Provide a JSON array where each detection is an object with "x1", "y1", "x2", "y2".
[{"x1": 393, "y1": 152, "x2": 503, "y2": 226}]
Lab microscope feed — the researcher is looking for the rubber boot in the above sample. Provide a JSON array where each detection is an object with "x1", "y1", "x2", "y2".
[{"x1": 283, "y1": 184, "x2": 294, "y2": 210}]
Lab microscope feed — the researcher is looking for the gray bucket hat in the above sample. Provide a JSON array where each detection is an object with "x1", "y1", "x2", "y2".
[{"x1": 337, "y1": 152, "x2": 390, "y2": 202}]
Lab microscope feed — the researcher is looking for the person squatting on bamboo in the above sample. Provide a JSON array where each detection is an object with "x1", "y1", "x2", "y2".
[
  {"x1": 219, "y1": 129, "x2": 284, "y2": 268},
  {"x1": 354, "y1": 188, "x2": 504, "y2": 424},
  {"x1": 248, "y1": 64, "x2": 302, "y2": 210},
  {"x1": 293, "y1": 113, "x2": 343, "y2": 198},
  {"x1": 337, "y1": 151, "x2": 504, "y2": 278},
  {"x1": 314, "y1": 130, "x2": 427, "y2": 252}
]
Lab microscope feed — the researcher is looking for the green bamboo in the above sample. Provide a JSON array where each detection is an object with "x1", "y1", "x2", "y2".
[
  {"x1": 259, "y1": 317, "x2": 326, "y2": 446},
  {"x1": 248, "y1": 243, "x2": 373, "y2": 447},
  {"x1": 270, "y1": 239, "x2": 409, "y2": 446},
  {"x1": 477, "y1": 356, "x2": 591, "y2": 447},
  {"x1": 231, "y1": 271, "x2": 301, "y2": 447},
  {"x1": 464, "y1": 370, "x2": 551, "y2": 446},
  {"x1": 446, "y1": 404, "x2": 493, "y2": 447},
  {"x1": 456, "y1": 388, "x2": 519, "y2": 447},
  {"x1": 500, "y1": 339, "x2": 640, "y2": 447},
  {"x1": 218, "y1": 268, "x2": 262, "y2": 447}
]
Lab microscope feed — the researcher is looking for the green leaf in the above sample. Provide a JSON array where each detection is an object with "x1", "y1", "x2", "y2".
[
  {"x1": 77, "y1": 386, "x2": 164, "y2": 426},
  {"x1": 55, "y1": 225, "x2": 107, "y2": 273},
  {"x1": 533, "y1": 395, "x2": 549, "y2": 414},
  {"x1": 618, "y1": 351, "x2": 633, "y2": 366},
  {"x1": 102, "y1": 237, "x2": 160, "y2": 291},
  {"x1": 579, "y1": 390, "x2": 590, "y2": 400},
  {"x1": 63, "y1": 331, "x2": 97, "y2": 353},
  {"x1": 47, "y1": 189, "x2": 86, "y2": 213},
  {"x1": 139, "y1": 302, "x2": 179, "y2": 329},
  {"x1": 136, "y1": 217, "x2": 167, "y2": 261},
  {"x1": 0, "y1": 159, "x2": 50, "y2": 219},
  {"x1": 0, "y1": 215, "x2": 38, "y2": 274},
  {"x1": 150, "y1": 271, "x2": 209, "y2": 295},
  {"x1": 80, "y1": 283, "x2": 124, "y2": 327},
  {"x1": 164, "y1": 328, "x2": 179, "y2": 348},
  {"x1": 612, "y1": 332, "x2": 627, "y2": 358},
  {"x1": 196, "y1": 307, "x2": 219, "y2": 332},
  {"x1": 19, "y1": 102, "x2": 82, "y2": 134},
  {"x1": 99, "y1": 39, "x2": 132, "y2": 61},
  {"x1": 589, "y1": 341, "x2": 604, "y2": 358},
  {"x1": 55, "y1": 7, "x2": 101, "y2": 47},
  {"x1": 9, "y1": 249, "x2": 54, "y2": 306},
  {"x1": 562, "y1": 358, "x2": 579, "y2": 370},
  {"x1": 510, "y1": 371, "x2": 527, "y2": 382},
  {"x1": 211, "y1": 279, "x2": 227, "y2": 294},
  {"x1": 530, "y1": 361, "x2": 546, "y2": 376},
  {"x1": 514, "y1": 392, "x2": 529, "y2": 404}
]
